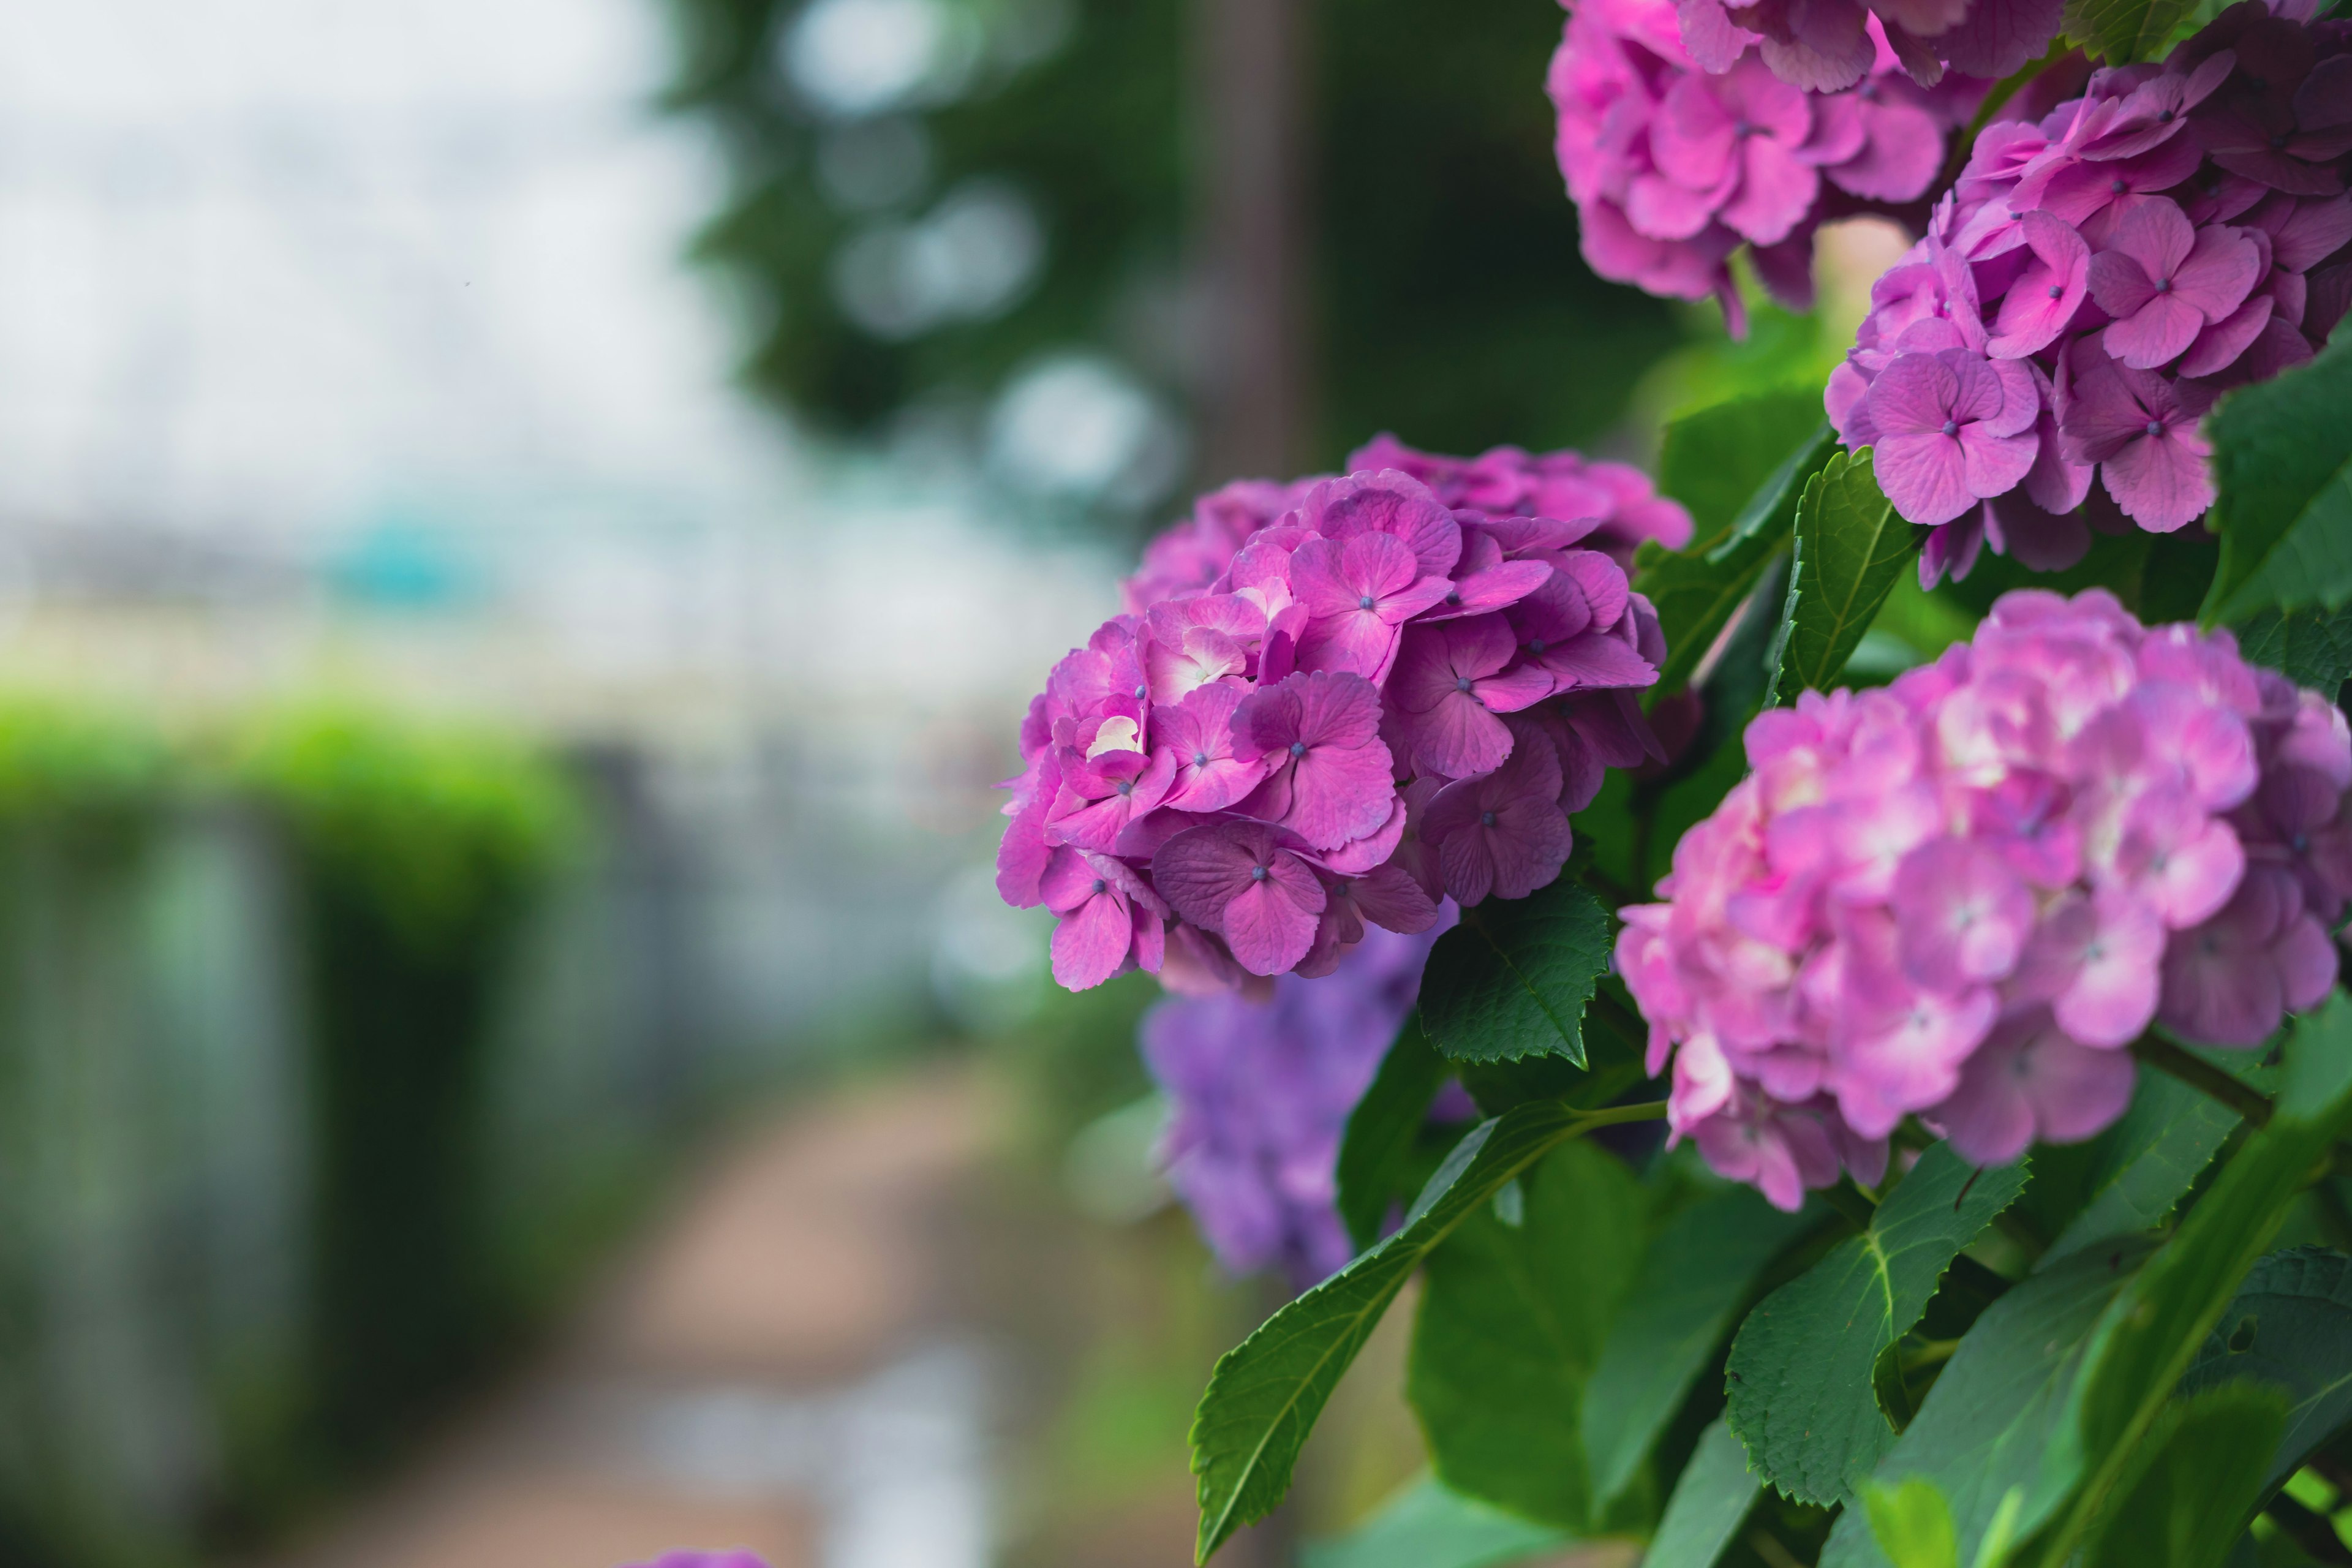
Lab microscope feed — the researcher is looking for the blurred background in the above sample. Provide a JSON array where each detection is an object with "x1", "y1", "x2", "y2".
[{"x1": 0, "y1": 2, "x2": 1891, "y2": 1565}]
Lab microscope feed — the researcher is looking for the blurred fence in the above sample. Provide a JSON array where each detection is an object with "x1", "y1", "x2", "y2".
[{"x1": 0, "y1": 701, "x2": 819, "y2": 1568}]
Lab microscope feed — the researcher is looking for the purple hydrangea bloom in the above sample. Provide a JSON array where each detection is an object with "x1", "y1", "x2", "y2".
[
  {"x1": 625, "y1": 1555, "x2": 771, "y2": 1568},
  {"x1": 1142, "y1": 924, "x2": 1457, "y2": 1284},
  {"x1": 1004, "y1": 463, "x2": 1667, "y2": 992},
  {"x1": 1619, "y1": 590, "x2": 2352, "y2": 1209},
  {"x1": 1547, "y1": 0, "x2": 1984, "y2": 333},
  {"x1": 1829, "y1": 1, "x2": 2352, "y2": 568}
]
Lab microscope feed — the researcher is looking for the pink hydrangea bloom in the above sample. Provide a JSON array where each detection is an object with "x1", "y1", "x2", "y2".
[
  {"x1": 1830, "y1": 2, "x2": 2352, "y2": 571},
  {"x1": 1548, "y1": 0, "x2": 1985, "y2": 333},
  {"x1": 1618, "y1": 589, "x2": 2352, "y2": 1209},
  {"x1": 627, "y1": 1555, "x2": 771, "y2": 1568},
  {"x1": 1009, "y1": 466, "x2": 1668, "y2": 990}
]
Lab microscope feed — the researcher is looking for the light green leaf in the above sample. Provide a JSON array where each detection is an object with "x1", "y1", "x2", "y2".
[
  {"x1": 1726, "y1": 1144, "x2": 2031, "y2": 1505},
  {"x1": 2206, "y1": 334, "x2": 2352, "y2": 624},
  {"x1": 1770, "y1": 448, "x2": 1928, "y2": 704},
  {"x1": 1864, "y1": 1476, "x2": 1960, "y2": 1568},
  {"x1": 2229, "y1": 605, "x2": 2352, "y2": 694},
  {"x1": 1299, "y1": 1476, "x2": 1571, "y2": 1568},
  {"x1": 1645, "y1": 1419, "x2": 1764, "y2": 1568},
  {"x1": 1583, "y1": 1187, "x2": 1820, "y2": 1505},
  {"x1": 2062, "y1": 0, "x2": 2192, "y2": 62},
  {"x1": 1336, "y1": 1016, "x2": 1451, "y2": 1252},
  {"x1": 1817, "y1": 1242, "x2": 2157, "y2": 1568},
  {"x1": 2034, "y1": 1069, "x2": 2241, "y2": 1270},
  {"x1": 2027, "y1": 1039, "x2": 2352, "y2": 1568},
  {"x1": 1417, "y1": 878, "x2": 1612, "y2": 1065},
  {"x1": 1409, "y1": 1140, "x2": 1649, "y2": 1528},
  {"x1": 2081, "y1": 1384, "x2": 2288, "y2": 1568},
  {"x1": 1189, "y1": 1099, "x2": 1637, "y2": 1561},
  {"x1": 2180, "y1": 1248, "x2": 2352, "y2": 1496}
]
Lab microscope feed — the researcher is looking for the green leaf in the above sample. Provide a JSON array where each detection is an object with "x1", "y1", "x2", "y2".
[
  {"x1": 1583, "y1": 1187, "x2": 1821, "y2": 1506},
  {"x1": 2229, "y1": 606, "x2": 2352, "y2": 695},
  {"x1": 1409, "y1": 1140, "x2": 1649, "y2": 1528},
  {"x1": 2034, "y1": 1069, "x2": 2242, "y2": 1270},
  {"x1": 1645, "y1": 1419, "x2": 1765, "y2": 1568},
  {"x1": 1726, "y1": 1144, "x2": 2032, "y2": 1506},
  {"x1": 1336, "y1": 1017, "x2": 1452, "y2": 1252},
  {"x1": 1189, "y1": 1099, "x2": 1635, "y2": 1562},
  {"x1": 1864, "y1": 1477, "x2": 1961, "y2": 1568},
  {"x1": 1417, "y1": 878, "x2": 1612, "y2": 1065},
  {"x1": 1299, "y1": 1476, "x2": 1572, "y2": 1568},
  {"x1": 1770, "y1": 448, "x2": 1928, "y2": 704},
  {"x1": 1659, "y1": 390, "x2": 1831, "y2": 543},
  {"x1": 2280, "y1": 992, "x2": 2352, "y2": 1128},
  {"x1": 2027, "y1": 1035, "x2": 2352, "y2": 1567},
  {"x1": 2062, "y1": 0, "x2": 2192, "y2": 62},
  {"x1": 1817, "y1": 1242, "x2": 2157, "y2": 1568},
  {"x1": 2207, "y1": 334, "x2": 2352, "y2": 624},
  {"x1": 2081, "y1": 1384, "x2": 2288, "y2": 1568},
  {"x1": 2181, "y1": 1248, "x2": 2352, "y2": 1497}
]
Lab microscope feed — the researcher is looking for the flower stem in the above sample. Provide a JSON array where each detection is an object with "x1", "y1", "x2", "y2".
[
  {"x1": 1572, "y1": 1098, "x2": 1670, "y2": 1129},
  {"x1": 2130, "y1": 1033, "x2": 2274, "y2": 1128}
]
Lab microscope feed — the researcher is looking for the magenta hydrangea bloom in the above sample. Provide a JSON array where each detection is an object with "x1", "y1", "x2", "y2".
[
  {"x1": 1142, "y1": 925, "x2": 1465, "y2": 1286},
  {"x1": 626, "y1": 1555, "x2": 771, "y2": 1568},
  {"x1": 1830, "y1": 1, "x2": 2352, "y2": 570},
  {"x1": 1618, "y1": 589, "x2": 2352, "y2": 1209},
  {"x1": 1548, "y1": 0, "x2": 1985, "y2": 331},
  {"x1": 1009, "y1": 464, "x2": 1667, "y2": 990}
]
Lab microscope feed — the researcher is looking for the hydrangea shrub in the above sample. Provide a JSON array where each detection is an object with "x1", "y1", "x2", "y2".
[{"x1": 985, "y1": 2, "x2": 2352, "y2": 1566}]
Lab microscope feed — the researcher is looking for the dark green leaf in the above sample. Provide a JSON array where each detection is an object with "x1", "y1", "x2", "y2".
[
  {"x1": 2281, "y1": 992, "x2": 2352, "y2": 1128},
  {"x1": 2034, "y1": 1069, "x2": 2242, "y2": 1269},
  {"x1": 1658, "y1": 390, "x2": 1830, "y2": 545},
  {"x1": 1727, "y1": 1144, "x2": 2032, "y2": 1506},
  {"x1": 1583, "y1": 1187, "x2": 1820, "y2": 1505},
  {"x1": 1817, "y1": 1242, "x2": 2157, "y2": 1568},
  {"x1": 2027, "y1": 1027, "x2": 2352, "y2": 1568},
  {"x1": 1645, "y1": 1419, "x2": 1764, "y2": 1568},
  {"x1": 2207, "y1": 334, "x2": 2352, "y2": 624},
  {"x1": 1298, "y1": 1476, "x2": 1571, "y2": 1568},
  {"x1": 1409, "y1": 1140, "x2": 1649, "y2": 1528},
  {"x1": 1770, "y1": 448, "x2": 1928, "y2": 704},
  {"x1": 2228, "y1": 606, "x2": 2352, "y2": 695},
  {"x1": 1189, "y1": 1101, "x2": 1621, "y2": 1561},
  {"x1": 1418, "y1": 879, "x2": 1612, "y2": 1065},
  {"x1": 2082, "y1": 1384, "x2": 2288, "y2": 1568},
  {"x1": 1336, "y1": 1017, "x2": 1452, "y2": 1252},
  {"x1": 2181, "y1": 1248, "x2": 2352, "y2": 1497},
  {"x1": 2062, "y1": 0, "x2": 2192, "y2": 62},
  {"x1": 1635, "y1": 531, "x2": 1792, "y2": 700}
]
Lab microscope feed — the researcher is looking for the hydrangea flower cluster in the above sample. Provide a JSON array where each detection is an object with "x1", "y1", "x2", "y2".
[
  {"x1": 1001, "y1": 464, "x2": 1672, "y2": 991},
  {"x1": 1549, "y1": 0, "x2": 1984, "y2": 326},
  {"x1": 1831, "y1": 1, "x2": 2352, "y2": 571},
  {"x1": 1680, "y1": 0, "x2": 2061, "y2": 92},
  {"x1": 627, "y1": 1554, "x2": 769, "y2": 1568},
  {"x1": 1346, "y1": 434, "x2": 1697, "y2": 565},
  {"x1": 1142, "y1": 925, "x2": 1465, "y2": 1284},
  {"x1": 1617, "y1": 589, "x2": 2352, "y2": 1210}
]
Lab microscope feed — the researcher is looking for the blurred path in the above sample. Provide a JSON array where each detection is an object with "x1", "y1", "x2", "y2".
[{"x1": 260, "y1": 1068, "x2": 1000, "y2": 1568}]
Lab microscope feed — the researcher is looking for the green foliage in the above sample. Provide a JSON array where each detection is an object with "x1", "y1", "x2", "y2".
[
  {"x1": 2028, "y1": 1069, "x2": 2242, "y2": 1269},
  {"x1": 1298, "y1": 1476, "x2": 1572, "y2": 1568},
  {"x1": 1583, "y1": 1187, "x2": 1820, "y2": 1506},
  {"x1": 1409, "y1": 1140, "x2": 1648, "y2": 1527},
  {"x1": 1657, "y1": 391, "x2": 1830, "y2": 545},
  {"x1": 1771, "y1": 448, "x2": 1928, "y2": 704},
  {"x1": 1189, "y1": 1098, "x2": 1649, "y2": 1561},
  {"x1": 2230, "y1": 607, "x2": 2352, "y2": 695},
  {"x1": 2182, "y1": 1249, "x2": 2352, "y2": 1497},
  {"x1": 2082, "y1": 1384, "x2": 2286, "y2": 1568},
  {"x1": 2206, "y1": 334, "x2": 2352, "y2": 625},
  {"x1": 2029, "y1": 1029, "x2": 2352, "y2": 1566},
  {"x1": 1727, "y1": 1145, "x2": 2032, "y2": 1506},
  {"x1": 2281, "y1": 992, "x2": 2352, "y2": 1126},
  {"x1": 1334, "y1": 1017, "x2": 1452, "y2": 1251},
  {"x1": 241, "y1": 704, "x2": 581, "y2": 958},
  {"x1": 1646, "y1": 1419, "x2": 1764, "y2": 1568},
  {"x1": 1863, "y1": 1477, "x2": 1961, "y2": 1568},
  {"x1": 1416, "y1": 879, "x2": 1613, "y2": 1065},
  {"x1": 1819, "y1": 1242, "x2": 2157, "y2": 1568},
  {"x1": 0, "y1": 695, "x2": 167, "y2": 824},
  {"x1": 2063, "y1": 0, "x2": 2193, "y2": 62}
]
